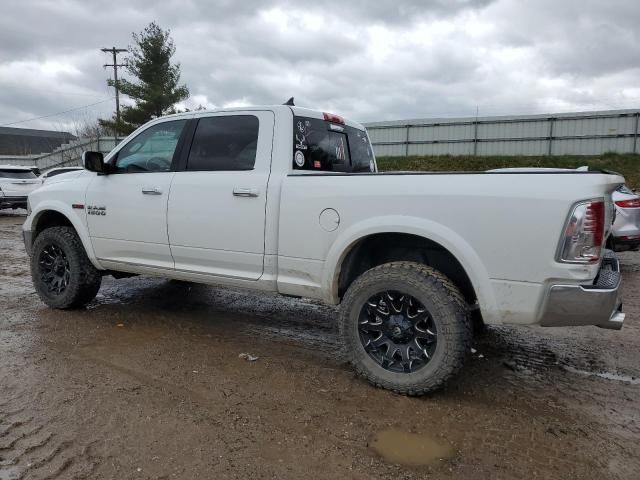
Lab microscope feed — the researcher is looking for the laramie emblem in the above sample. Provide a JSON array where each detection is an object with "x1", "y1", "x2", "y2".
[{"x1": 87, "y1": 206, "x2": 106, "y2": 216}]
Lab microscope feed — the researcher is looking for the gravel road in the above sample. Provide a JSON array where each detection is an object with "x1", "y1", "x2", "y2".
[{"x1": 1, "y1": 212, "x2": 639, "y2": 479}]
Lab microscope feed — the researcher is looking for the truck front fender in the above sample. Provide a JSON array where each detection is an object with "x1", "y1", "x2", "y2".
[{"x1": 26, "y1": 201, "x2": 103, "y2": 271}]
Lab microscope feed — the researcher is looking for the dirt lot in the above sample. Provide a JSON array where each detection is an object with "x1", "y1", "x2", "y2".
[{"x1": 1, "y1": 212, "x2": 639, "y2": 479}]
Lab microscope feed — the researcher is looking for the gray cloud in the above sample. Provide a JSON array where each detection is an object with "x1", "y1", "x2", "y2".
[{"x1": 0, "y1": 0, "x2": 639, "y2": 132}]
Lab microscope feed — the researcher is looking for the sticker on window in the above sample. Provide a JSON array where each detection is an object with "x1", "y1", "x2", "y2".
[{"x1": 292, "y1": 116, "x2": 375, "y2": 173}]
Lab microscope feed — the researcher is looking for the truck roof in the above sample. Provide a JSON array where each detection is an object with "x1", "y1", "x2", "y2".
[{"x1": 159, "y1": 105, "x2": 367, "y2": 131}]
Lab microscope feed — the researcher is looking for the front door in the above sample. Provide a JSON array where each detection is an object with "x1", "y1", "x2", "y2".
[
  {"x1": 86, "y1": 119, "x2": 188, "y2": 269},
  {"x1": 167, "y1": 111, "x2": 273, "y2": 280}
]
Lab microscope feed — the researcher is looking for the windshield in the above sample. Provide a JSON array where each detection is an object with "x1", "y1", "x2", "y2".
[
  {"x1": 292, "y1": 116, "x2": 376, "y2": 173},
  {"x1": 0, "y1": 169, "x2": 37, "y2": 179}
]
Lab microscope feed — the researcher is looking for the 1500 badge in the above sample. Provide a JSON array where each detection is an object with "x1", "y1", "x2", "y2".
[{"x1": 87, "y1": 206, "x2": 106, "y2": 216}]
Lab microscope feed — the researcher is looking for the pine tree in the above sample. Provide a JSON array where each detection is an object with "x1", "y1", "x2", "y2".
[{"x1": 99, "y1": 22, "x2": 189, "y2": 135}]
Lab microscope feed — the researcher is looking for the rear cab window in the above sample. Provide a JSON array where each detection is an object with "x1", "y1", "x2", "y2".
[{"x1": 292, "y1": 116, "x2": 375, "y2": 173}]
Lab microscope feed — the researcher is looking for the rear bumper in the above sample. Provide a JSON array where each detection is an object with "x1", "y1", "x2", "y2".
[
  {"x1": 539, "y1": 251, "x2": 624, "y2": 330},
  {"x1": 0, "y1": 195, "x2": 28, "y2": 209}
]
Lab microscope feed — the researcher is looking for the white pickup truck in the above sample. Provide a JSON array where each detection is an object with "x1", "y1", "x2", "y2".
[{"x1": 23, "y1": 105, "x2": 626, "y2": 395}]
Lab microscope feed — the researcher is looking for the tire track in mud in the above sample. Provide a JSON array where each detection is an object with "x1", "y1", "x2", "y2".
[
  {"x1": 0, "y1": 406, "x2": 98, "y2": 480},
  {"x1": 0, "y1": 329, "x2": 98, "y2": 478}
]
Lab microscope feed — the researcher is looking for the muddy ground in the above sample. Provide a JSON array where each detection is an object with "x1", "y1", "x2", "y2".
[{"x1": 0, "y1": 212, "x2": 639, "y2": 479}]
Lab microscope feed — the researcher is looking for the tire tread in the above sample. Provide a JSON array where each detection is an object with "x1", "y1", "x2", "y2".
[{"x1": 31, "y1": 226, "x2": 101, "y2": 309}]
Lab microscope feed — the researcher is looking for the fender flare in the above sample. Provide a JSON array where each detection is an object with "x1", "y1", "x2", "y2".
[
  {"x1": 29, "y1": 202, "x2": 103, "y2": 270},
  {"x1": 320, "y1": 215, "x2": 496, "y2": 313}
]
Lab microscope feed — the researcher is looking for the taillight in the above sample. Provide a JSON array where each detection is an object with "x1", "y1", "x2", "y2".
[
  {"x1": 559, "y1": 199, "x2": 605, "y2": 264},
  {"x1": 323, "y1": 112, "x2": 345, "y2": 124},
  {"x1": 615, "y1": 198, "x2": 640, "y2": 208}
]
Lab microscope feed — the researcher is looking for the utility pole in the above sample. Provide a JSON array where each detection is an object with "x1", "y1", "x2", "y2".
[
  {"x1": 101, "y1": 47, "x2": 127, "y2": 137},
  {"x1": 473, "y1": 105, "x2": 479, "y2": 156}
]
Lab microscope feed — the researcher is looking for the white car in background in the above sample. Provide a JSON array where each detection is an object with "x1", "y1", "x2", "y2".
[
  {"x1": 40, "y1": 166, "x2": 84, "y2": 183},
  {"x1": 0, "y1": 165, "x2": 41, "y2": 210},
  {"x1": 610, "y1": 185, "x2": 640, "y2": 251}
]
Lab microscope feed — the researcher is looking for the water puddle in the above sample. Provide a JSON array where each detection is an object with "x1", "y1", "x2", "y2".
[
  {"x1": 563, "y1": 366, "x2": 640, "y2": 384},
  {"x1": 370, "y1": 429, "x2": 454, "y2": 466}
]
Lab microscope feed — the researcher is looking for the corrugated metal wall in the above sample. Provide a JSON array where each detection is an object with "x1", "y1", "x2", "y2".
[{"x1": 364, "y1": 109, "x2": 640, "y2": 157}]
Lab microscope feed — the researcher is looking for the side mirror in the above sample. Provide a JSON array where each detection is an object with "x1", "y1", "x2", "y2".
[{"x1": 82, "y1": 151, "x2": 106, "y2": 174}]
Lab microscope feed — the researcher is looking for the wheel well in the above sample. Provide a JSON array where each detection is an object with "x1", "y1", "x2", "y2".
[
  {"x1": 33, "y1": 210, "x2": 74, "y2": 240},
  {"x1": 337, "y1": 233, "x2": 477, "y2": 304}
]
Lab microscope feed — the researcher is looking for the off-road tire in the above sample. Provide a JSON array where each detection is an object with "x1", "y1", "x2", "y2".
[
  {"x1": 31, "y1": 226, "x2": 102, "y2": 309},
  {"x1": 339, "y1": 262, "x2": 471, "y2": 395}
]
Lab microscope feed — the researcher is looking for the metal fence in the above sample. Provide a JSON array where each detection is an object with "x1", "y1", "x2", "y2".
[
  {"x1": 2, "y1": 137, "x2": 121, "y2": 169},
  {"x1": 364, "y1": 109, "x2": 640, "y2": 157},
  {"x1": 4, "y1": 110, "x2": 640, "y2": 166}
]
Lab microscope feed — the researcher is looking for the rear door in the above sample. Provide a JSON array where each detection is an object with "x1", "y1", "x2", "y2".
[{"x1": 167, "y1": 111, "x2": 274, "y2": 279}]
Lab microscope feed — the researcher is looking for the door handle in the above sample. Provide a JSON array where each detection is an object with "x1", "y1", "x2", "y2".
[
  {"x1": 232, "y1": 187, "x2": 260, "y2": 197},
  {"x1": 141, "y1": 186, "x2": 162, "y2": 195}
]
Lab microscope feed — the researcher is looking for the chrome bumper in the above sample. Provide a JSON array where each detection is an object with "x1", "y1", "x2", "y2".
[{"x1": 539, "y1": 251, "x2": 624, "y2": 330}]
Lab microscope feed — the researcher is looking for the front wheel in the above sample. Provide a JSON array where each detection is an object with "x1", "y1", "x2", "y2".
[
  {"x1": 31, "y1": 226, "x2": 102, "y2": 309},
  {"x1": 339, "y1": 262, "x2": 471, "y2": 395}
]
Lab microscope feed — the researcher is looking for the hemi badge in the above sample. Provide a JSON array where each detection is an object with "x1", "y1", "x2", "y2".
[{"x1": 72, "y1": 204, "x2": 85, "y2": 210}]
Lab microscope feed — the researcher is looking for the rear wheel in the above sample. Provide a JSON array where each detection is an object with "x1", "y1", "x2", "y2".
[
  {"x1": 339, "y1": 262, "x2": 471, "y2": 395},
  {"x1": 31, "y1": 226, "x2": 102, "y2": 309}
]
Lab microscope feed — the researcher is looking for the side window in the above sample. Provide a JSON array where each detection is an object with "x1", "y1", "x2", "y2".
[
  {"x1": 113, "y1": 120, "x2": 186, "y2": 173},
  {"x1": 186, "y1": 115, "x2": 259, "y2": 171}
]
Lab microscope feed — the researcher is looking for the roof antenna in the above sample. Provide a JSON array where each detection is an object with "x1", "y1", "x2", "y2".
[{"x1": 283, "y1": 97, "x2": 295, "y2": 106}]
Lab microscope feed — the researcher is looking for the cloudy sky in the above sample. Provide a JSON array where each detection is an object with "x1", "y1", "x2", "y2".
[{"x1": 1, "y1": 0, "x2": 639, "y2": 132}]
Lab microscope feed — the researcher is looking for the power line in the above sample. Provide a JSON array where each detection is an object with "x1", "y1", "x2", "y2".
[
  {"x1": 0, "y1": 85, "x2": 108, "y2": 99},
  {"x1": 0, "y1": 98, "x2": 114, "y2": 127}
]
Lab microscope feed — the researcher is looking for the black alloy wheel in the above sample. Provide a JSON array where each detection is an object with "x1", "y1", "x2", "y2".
[
  {"x1": 38, "y1": 243, "x2": 71, "y2": 295},
  {"x1": 358, "y1": 291, "x2": 437, "y2": 373},
  {"x1": 30, "y1": 226, "x2": 102, "y2": 309},
  {"x1": 339, "y1": 262, "x2": 471, "y2": 395}
]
